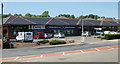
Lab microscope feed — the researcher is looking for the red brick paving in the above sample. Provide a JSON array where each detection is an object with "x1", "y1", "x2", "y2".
[
  {"x1": 82, "y1": 49, "x2": 97, "y2": 52},
  {"x1": 43, "y1": 52, "x2": 63, "y2": 57},
  {"x1": 18, "y1": 55, "x2": 41, "y2": 59},
  {"x1": 64, "y1": 50, "x2": 81, "y2": 54},
  {"x1": 97, "y1": 47, "x2": 112, "y2": 51}
]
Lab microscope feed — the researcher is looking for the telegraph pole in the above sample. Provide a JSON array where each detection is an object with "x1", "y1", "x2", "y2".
[
  {"x1": 1, "y1": 3, "x2": 4, "y2": 48},
  {"x1": 81, "y1": 12, "x2": 85, "y2": 43}
]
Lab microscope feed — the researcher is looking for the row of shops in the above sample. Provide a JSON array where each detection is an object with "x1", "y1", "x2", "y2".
[{"x1": 2, "y1": 16, "x2": 119, "y2": 39}]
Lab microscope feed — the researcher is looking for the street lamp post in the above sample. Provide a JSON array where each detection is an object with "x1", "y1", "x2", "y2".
[{"x1": 81, "y1": 12, "x2": 83, "y2": 37}]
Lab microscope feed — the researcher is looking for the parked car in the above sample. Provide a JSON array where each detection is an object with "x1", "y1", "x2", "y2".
[
  {"x1": 82, "y1": 31, "x2": 91, "y2": 37},
  {"x1": 44, "y1": 33, "x2": 53, "y2": 39},
  {"x1": 104, "y1": 31, "x2": 110, "y2": 34},
  {"x1": 109, "y1": 31, "x2": 117, "y2": 34},
  {"x1": 96, "y1": 31, "x2": 104, "y2": 36},
  {"x1": 104, "y1": 31, "x2": 118, "y2": 34},
  {"x1": 34, "y1": 32, "x2": 44, "y2": 39},
  {"x1": 54, "y1": 33, "x2": 65, "y2": 38},
  {"x1": 34, "y1": 32, "x2": 53, "y2": 39},
  {"x1": 16, "y1": 32, "x2": 33, "y2": 42}
]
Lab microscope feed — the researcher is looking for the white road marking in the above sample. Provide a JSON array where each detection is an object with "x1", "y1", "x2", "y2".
[
  {"x1": 80, "y1": 50, "x2": 84, "y2": 53},
  {"x1": 63, "y1": 52, "x2": 65, "y2": 55},
  {"x1": 40, "y1": 55, "x2": 43, "y2": 58},
  {"x1": 94, "y1": 48, "x2": 100, "y2": 51},
  {"x1": 14, "y1": 57, "x2": 19, "y2": 60}
]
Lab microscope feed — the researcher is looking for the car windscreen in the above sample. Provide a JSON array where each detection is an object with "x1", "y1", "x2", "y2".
[{"x1": 26, "y1": 33, "x2": 31, "y2": 35}]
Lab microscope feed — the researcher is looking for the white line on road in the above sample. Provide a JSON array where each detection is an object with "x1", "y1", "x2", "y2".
[
  {"x1": 94, "y1": 48, "x2": 100, "y2": 51},
  {"x1": 14, "y1": 57, "x2": 19, "y2": 60},
  {"x1": 80, "y1": 50, "x2": 84, "y2": 53},
  {"x1": 63, "y1": 52, "x2": 65, "y2": 55},
  {"x1": 40, "y1": 55, "x2": 43, "y2": 58}
]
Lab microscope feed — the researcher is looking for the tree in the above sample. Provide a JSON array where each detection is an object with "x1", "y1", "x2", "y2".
[
  {"x1": 8, "y1": 13, "x2": 13, "y2": 16},
  {"x1": 14, "y1": 14, "x2": 19, "y2": 16},
  {"x1": 41, "y1": 11, "x2": 50, "y2": 17},
  {"x1": 32, "y1": 15, "x2": 37, "y2": 17},
  {"x1": 70, "y1": 15, "x2": 75, "y2": 19},
  {"x1": 84, "y1": 15, "x2": 89, "y2": 18},
  {"x1": 25, "y1": 13, "x2": 32, "y2": 17},
  {"x1": 88, "y1": 14, "x2": 95, "y2": 18},
  {"x1": 56, "y1": 14, "x2": 75, "y2": 19},
  {"x1": 79, "y1": 15, "x2": 85, "y2": 19},
  {"x1": 3, "y1": 13, "x2": 13, "y2": 18},
  {"x1": 94, "y1": 15, "x2": 98, "y2": 20},
  {"x1": 18, "y1": 14, "x2": 22, "y2": 16}
]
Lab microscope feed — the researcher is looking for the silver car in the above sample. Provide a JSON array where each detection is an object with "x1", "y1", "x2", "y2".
[
  {"x1": 54, "y1": 33, "x2": 65, "y2": 38},
  {"x1": 82, "y1": 31, "x2": 91, "y2": 37}
]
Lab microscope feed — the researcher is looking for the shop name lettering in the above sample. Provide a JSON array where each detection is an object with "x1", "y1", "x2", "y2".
[
  {"x1": 48, "y1": 27, "x2": 75, "y2": 28},
  {"x1": 31, "y1": 25, "x2": 45, "y2": 29}
]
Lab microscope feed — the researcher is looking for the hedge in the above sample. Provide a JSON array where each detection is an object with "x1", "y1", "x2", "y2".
[
  {"x1": 104, "y1": 34, "x2": 120, "y2": 40},
  {"x1": 49, "y1": 40, "x2": 66, "y2": 45},
  {"x1": 37, "y1": 39, "x2": 49, "y2": 45}
]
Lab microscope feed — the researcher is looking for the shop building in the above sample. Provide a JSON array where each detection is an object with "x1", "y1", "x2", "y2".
[{"x1": 2, "y1": 16, "x2": 119, "y2": 39}]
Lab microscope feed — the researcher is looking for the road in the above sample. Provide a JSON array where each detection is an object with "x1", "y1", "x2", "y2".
[
  {"x1": 5, "y1": 49, "x2": 118, "y2": 62},
  {"x1": 2, "y1": 39, "x2": 118, "y2": 58}
]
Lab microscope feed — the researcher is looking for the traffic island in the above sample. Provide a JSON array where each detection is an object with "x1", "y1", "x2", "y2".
[{"x1": 10, "y1": 40, "x2": 75, "y2": 48}]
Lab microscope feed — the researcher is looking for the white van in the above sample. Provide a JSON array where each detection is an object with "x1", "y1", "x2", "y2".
[{"x1": 16, "y1": 32, "x2": 33, "y2": 42}]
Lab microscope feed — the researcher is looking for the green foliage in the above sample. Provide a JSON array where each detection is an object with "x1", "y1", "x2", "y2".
[
  {"x1": 70, "y1": 15, "x2": 75, "y2": 19},
  {"x1": 32, "y1": 15, "x2": 37, "y2": 17},
  {"x1": 57, "y1": 14, "x2": 75, "y2": 19},
  {"x1": 49, "y1": 40, "x2": 66, "y2": 45},
  {"x1": 14, "y1": 14, "x2": 19, "y2": 16},
  {"x1": 25, "y1": 13, "x2": 32, "y2": 17},
  {"x1": 78, "y1": 14, "x2": 100, "y2": 20},
  {"x1": 89, "y1": 14, "x2": 94, "y2": 18},
  {"x1": 94, "y1": 15, "x2": 98, "y2": 20},
  {"x1": 79, "y1": 15, "x2": 84, "y2": 19},
  {"x1": 118, "y1": 26, "x2": 120, "y2": 28},
  {"x1": 3, "y1": 13, "x2": 23, "y2": 18},
  {"x1": 18, "y1": 14, "x2": 22, "y2": 16},
  {"x1": 40, "y1": 11, "x2": 50, "y2": 17},
  {"x1": 8, "y1": 13, "x2": 13, "y2": 16},
  {"x1": 101, "y1": 37, "x2": 106, "y2": 39},
  {"x1": 96, "y1": 36, "x2": 101, "y2": 38},
  {"x1": 2, "y1": 12, "x2": 115, "y2": 19},
  {"x1": 103, "y1": 34, "x2": 120, "y2": 40},
  {"x1": 37, "y1": 39, "x2": 49, "y2": 44},
  {"x1": 3, "y1": 13, "x2": 13, "y2": 18}
]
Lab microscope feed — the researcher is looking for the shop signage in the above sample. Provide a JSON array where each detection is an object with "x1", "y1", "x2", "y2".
[
  {"x1": 29, "y1": 25, "x2": 45, "y2": 29},
  {"x1": 48, "y1": 26, "x2": 61, "y2": 28},
  {"x1": 78, "y1": 27, "x2": 81, "y2": 28},
  {"x1": 64, "y1": 27, "x2": 75, "y2": 28}
]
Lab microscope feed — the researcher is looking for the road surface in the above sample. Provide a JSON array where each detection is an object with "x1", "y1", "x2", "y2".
[
  {"x1": 6, "y1": 48, "x2": 118, "y2": 62},
  {"x1": 2, "y1": 40, "x2": 118, "y2": 58}
]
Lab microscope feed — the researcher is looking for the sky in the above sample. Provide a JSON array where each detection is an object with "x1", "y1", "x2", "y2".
[{"x1": 1, "y1": 2, "x2": 118, "y2": 19}]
